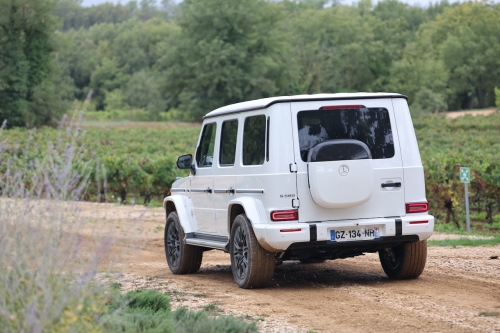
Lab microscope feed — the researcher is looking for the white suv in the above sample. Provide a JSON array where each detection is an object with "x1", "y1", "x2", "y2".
[{"x1": 164, "y1": 93, "x2": 434, "y2": 289}]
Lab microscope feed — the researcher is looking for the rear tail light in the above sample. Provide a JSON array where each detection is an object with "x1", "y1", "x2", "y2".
[
  {"x1": 409, "y1": 220, "x2": 428, "y2": 225},
  {"x1": 406, "y1": 202, "x2": 429, "y2": 214},
  {"x1": 320, "y1": 105, "x2": 365, "y2": 110},
  {"x1": 270, "y1": 210, "x2": 298, "y2": 221},
  {"x1": 280, "y1": 228, "x2": 302, "y2": 233}
]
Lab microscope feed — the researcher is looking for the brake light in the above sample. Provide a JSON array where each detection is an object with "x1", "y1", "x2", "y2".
[
  {"x1": 280, "y1": 228, "x2": 302, "y2": 233},
  {"x1": 409, "y1": 220, "x2": 428, "y2": 225},
  {"x1": 406, "y1": 202, "x2": 429, "y2": 214},
  {"x1": 320, "y1": 105, "x2": 365, "y2": 110},
  {"x1": 270, "y1": 210, "x2": 298, "y2": 221}
]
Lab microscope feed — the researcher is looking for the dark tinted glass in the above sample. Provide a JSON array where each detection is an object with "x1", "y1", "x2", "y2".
[
  {"x1": 220, "y1": 120, "x2": 238, "y2": 166},
  {"x1": 243, "y1": 115, "x2": 266, "y2": 165},
  {"x1": 196, "y1": 123, "x2": 216, "y2": 167},
  {"x1": 297, "y1": 108, "x2": 394, "y2": 161},
  {"x1": 309, "y1": 142, "x2": 371, "y2": 162}
]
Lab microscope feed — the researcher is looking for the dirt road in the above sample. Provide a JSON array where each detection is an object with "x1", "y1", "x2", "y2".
[
  {"x1": 84, "y1": 203, "x2": 500, "y2": 333},
  {"x1": 445, "y1": 109, "x2": 497, "y2": 119}
]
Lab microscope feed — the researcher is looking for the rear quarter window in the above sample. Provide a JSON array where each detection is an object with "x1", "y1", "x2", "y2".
[
  {"x1": 243, "y1": 115, "x2": 266, "y2": 165},
  {"x1": 297, "y1": 107, "x2": 394, "y2": 162}
]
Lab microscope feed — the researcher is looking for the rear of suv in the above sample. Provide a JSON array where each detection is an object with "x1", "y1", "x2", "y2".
[{"x1": 164, "y1": 93, "x2": 434, "y2": 289}]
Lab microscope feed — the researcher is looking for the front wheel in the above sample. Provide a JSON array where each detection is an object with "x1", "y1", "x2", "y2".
[
  {"x1": 230, "y1": 214, "x2": 274, "y2": 289},
  {"x1": 379, "y1": 240, "x2": 427, "y2": 279},
  {"x1": 164, "y1": 212, "x2": 203, "y2": 274}
]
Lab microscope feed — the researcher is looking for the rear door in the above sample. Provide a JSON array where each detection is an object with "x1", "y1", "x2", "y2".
[{"x1": 291, "y1": 99, "x2": 406, "y2": 222}]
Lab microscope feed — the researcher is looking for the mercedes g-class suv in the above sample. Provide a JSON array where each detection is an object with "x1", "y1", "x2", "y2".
[{"x1": 164, "y1": 93, "x2": 434, "y2": 289}]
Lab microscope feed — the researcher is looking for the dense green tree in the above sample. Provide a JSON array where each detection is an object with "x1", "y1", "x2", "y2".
[
  {"x1": 0, "y1": 0, "x2": 62, "y2": 127},
  {"x1": 411, "y1": 87, "x2": 448, "y2": 114},
  {"x1": 435, "y1": 4, "x2": 500, "y2": 109},
  {"x1": 162, "y1": 0, "x2": 292, "y2": 119},
  {"x1": 104, "y1": 89, "x2": 125, "y2": 110},
  {"x1": 54, "y1": 0, "x2": 138, "y2": 31},
  {"x1": 124, "y1": 70, "x2": 165, "y2": 113},
  {"x1": 54, "y1": 18, "x2": 178, "y2": 110},
  {"x1": 391, "y1": 2, "x2": 500, "y2": 110},
  {"x1": 46, "y1": 0, "x2": 500, "y2": 120}
]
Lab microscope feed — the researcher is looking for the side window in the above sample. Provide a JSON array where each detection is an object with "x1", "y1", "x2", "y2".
[
  {"x1": 243, "y1": 115, "x2": 266, "y2": 166},
  {"x1": 220, "y1": 120, "x2": 238, "y2": 166},
  {"x1": 196, "y1": 123, "x2": 217, "y2": 167}
]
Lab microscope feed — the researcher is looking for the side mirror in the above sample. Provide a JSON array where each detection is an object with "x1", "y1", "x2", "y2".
[{"x1": 176, "y1": 154, "x2": 193, "y2": 169}]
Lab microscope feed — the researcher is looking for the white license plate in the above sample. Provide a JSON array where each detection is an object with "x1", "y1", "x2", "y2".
[{"x1": 330, "y1": 227, "x2": 380, "y2": 242}]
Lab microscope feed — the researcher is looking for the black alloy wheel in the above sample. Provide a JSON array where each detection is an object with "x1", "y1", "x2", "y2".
[
  {"x1": 230, "y1": 214, "x2": 274, "y2": 289},
  {"x1": 232, "y1": 224, "x2": 249, "y2": 281},
  {"x1": 166, "y1": 220, "x2": 181, "y2": 269},
  {"x1": 164, "y1": 212, "x2": 202, "y2": 274}
]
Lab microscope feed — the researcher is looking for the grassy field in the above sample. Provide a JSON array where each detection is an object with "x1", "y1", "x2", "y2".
[{"x1": 428, "y1": 238, "x2": 500, "y2": 247}]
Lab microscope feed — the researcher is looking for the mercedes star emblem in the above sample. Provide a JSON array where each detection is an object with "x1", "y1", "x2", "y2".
[{"x1": 339, "y1": 165, "x2": 349, "y2": 176}]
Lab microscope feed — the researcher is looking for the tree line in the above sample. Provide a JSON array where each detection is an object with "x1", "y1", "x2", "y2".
[{"x1": 1, "y1": 0, "x2": 499, "y2": 127}]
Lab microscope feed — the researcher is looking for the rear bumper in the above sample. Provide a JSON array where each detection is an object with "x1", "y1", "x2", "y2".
[{"x1": 252, "y1": 215, "x2": 434, "y2": 252}]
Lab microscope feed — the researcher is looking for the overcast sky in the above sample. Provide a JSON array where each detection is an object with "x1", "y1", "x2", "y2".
[{"x1": 81, "y1": 0, "x2": 487, "y2": 9}]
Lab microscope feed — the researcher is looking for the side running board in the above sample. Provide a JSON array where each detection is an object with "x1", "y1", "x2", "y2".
[{"x1": 185, "y1": 232, "x2": 229, "y2": 252}]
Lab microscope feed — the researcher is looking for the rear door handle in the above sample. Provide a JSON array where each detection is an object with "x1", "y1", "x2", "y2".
[
  {"x1": 381, "y1": 182, "x2": 401, "y2": 188},
  {"x1": 204, "y1": 187, "x2": 213, "y2": 193}
]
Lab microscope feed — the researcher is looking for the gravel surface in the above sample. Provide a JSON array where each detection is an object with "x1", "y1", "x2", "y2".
[{"x1": 78, "y1": 202, "x2": 500, "y2": 333}]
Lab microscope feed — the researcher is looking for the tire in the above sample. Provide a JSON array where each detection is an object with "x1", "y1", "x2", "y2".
[
  {"x1": 164, "y1": 212, "x2": 203, "y2": 274},
  {"x1": 379, "y1": 240, "x2": 427, "y2": 279},
  {"x1": 230, "y1": 214, "x2": 275, "y2": 289}
]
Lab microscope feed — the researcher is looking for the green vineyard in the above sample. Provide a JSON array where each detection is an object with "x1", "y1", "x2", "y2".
[
  {"x1": 416, "y1": 114, "x2": 500, "y2": 225},
  {"x1": 1, "y1": 113, "x2": 499, "y2": 225}
]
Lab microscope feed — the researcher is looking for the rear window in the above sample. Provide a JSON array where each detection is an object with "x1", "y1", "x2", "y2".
[{"x1": 297, "y1": 107, "x2": 394, "y2": 162}]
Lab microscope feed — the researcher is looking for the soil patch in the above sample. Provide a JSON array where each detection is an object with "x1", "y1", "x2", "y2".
[{"x1": 82, "y1": 203, "x2": 500, "y2": 332}]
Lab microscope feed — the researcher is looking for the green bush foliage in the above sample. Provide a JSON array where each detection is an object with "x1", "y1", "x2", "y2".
[
  {"x1": 100, "y1": 289, "x2": 258, "y2": 333},
  {"x1": 0, "y1": 121, "x2": 198, "y2": 203}
]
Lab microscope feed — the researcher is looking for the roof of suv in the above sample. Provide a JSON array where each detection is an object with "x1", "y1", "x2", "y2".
[{"x1": 203, "y1": 92, "x2": 407, "y2": 119}]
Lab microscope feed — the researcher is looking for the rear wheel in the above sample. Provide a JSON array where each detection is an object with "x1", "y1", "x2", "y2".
[
  {"x1": 164, "y1": 212, "x2": 203, "y2": 274},
  {"x1": 230, "y1": 214, "x2": 274, "y2": 289},
  {"x1": 379, "y1": 240, "x2": 427, "y2": 279}
]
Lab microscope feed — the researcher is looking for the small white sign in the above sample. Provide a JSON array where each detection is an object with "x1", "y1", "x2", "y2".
[{"x1": 460, "y1": 167, "x2": 470, "y2": 183}]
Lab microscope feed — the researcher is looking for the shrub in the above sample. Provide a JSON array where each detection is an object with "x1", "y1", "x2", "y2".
[
  {"x1": 99, "y1": 289, "x2": 258, "y2": 333},
  {"x1": 411, "y1": 87, "x2": 448, "y2": 114},
  {"x1": 0, "y1": 110, "x2": 107, "y2": 332}
]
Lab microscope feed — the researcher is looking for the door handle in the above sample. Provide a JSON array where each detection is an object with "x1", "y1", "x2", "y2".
[
  {"x1": 381, "y1": 182, "x2": 401, "y2": 188},
  {"x1": 205, "y1": 187, "x2": 213, "y2": 193},
  {"x1": 213, "y1": 188, "x2": 235, "y2": 194}
]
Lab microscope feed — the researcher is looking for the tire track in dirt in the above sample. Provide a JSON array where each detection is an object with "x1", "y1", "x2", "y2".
[
  {"x1": 121, "y1": 243, "x2": 500, "y2": 333},
  {"x1": 73, "y1": 203, "x2": 500, "y2": 332}
]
